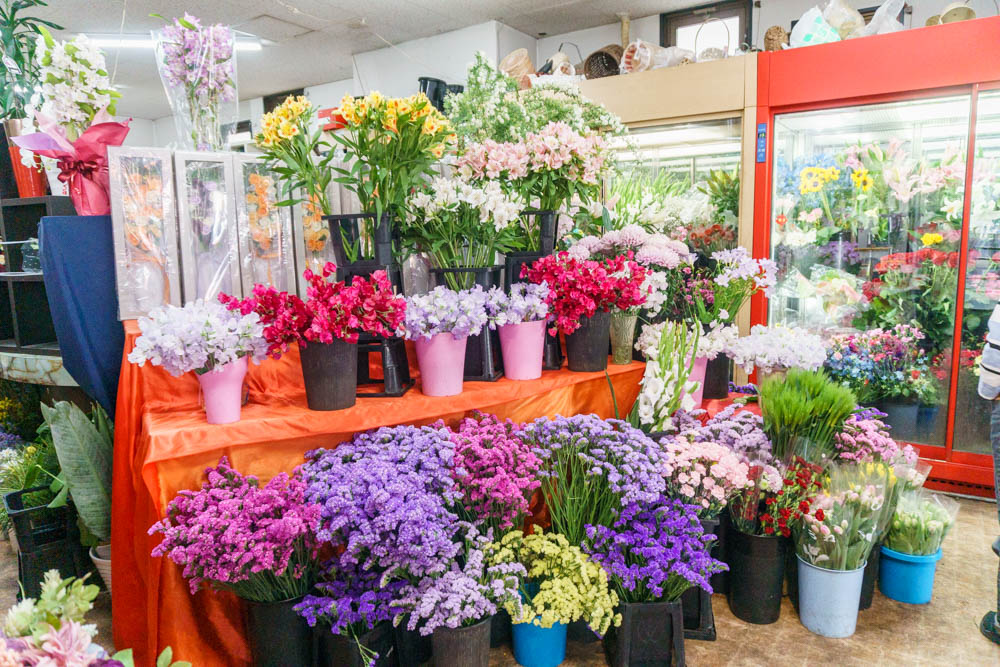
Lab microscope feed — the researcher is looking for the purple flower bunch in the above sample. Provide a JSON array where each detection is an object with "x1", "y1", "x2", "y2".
[
  {"x1": 835, "y1": 407, "x2": 917, "y2": 465},
  {"x1": 149, "y1": 457, "x2": 320, "y2": 602},
  {"x1": 450, "y1": 413, "x2": 541, "y2": 536},
  {"x1": 392, "y1": 526, "x2": 526, "y2": 635},
  {"x1": 485, "y1": 283, "x2": 550, "y2": 327},
  {"x1": 300, "y1": 426, "x2": 462, "y2": 580},
  {"x1": 584, "y1": 498, "x2": 726, "y2": 603},
  {"x1": 403, "y1": 285, "x2": 489, "y2": 340},
  {"x1": 818, "y1": 239, "x2": 861, "y2": 266},
  {"x1": 670, "y1": 404, "x2": 771, "y2": 459},
  {"x1": 157, "y1": 14, "x2": 235, "y2": 99},
  {"x1": 518, "y1": 414, "x2": 665, "y2": 545},
  {"x1": 295, "y1": 561, "x2": 402, "y2": 635}
]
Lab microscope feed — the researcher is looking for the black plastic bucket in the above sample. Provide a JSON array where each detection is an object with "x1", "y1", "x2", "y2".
[
  {"x1": 299, "y1": 339, "x2": 358, "y2": 411},
  {"x1": 712, "y1": 510, "x2": 731, "y2": 595},
  {"x1": 681, "y1": 516, "x2": 720, "y2": 641},
  {"x1": 393, "y1": 623, "x2": 432, "y2": 667},
  {"x1": 418, "y1": 76, "x2": 448, "y2": 111},
  {"x1": 603, "y1": 600, "x2": 685, "y2": 667},
  {"x1": 859, "y1": 541, "x2": 882, "y2": 610},
  {"x1": 245, "y1": 597, "x2": 312, "y2": 667},
  {"x1": 726, "y1": 528, "x2": 786, "y2": 625},
  {"x1": 432, "y1": 616, "x2": 491, "y2": 667},
  {"x1": 702, "y1": 354, "x2": 731, "y2": 399},
  {"x1": 490, "y1": 609, "x2": 512, "y2": 648},
  {"x1": 564, "y1": 311, "x2": 611, "y2": 372},
  {"x1": 567, "y1": 618, "x2": 600, "y2": 644},
  {"x1": 317, "y1": 622, "x2": 397, "y2": 667}
]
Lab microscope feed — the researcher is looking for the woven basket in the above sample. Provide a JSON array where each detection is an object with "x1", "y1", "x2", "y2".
[
  {"x1": 584, "y1": 44, "x2": 623, "y2": 79},
  {"x1": 764, "y1": 25, "x2": 789, "y2": 51},
  {"x1": 499, "y1": 48, "x2": 534, "y2": 79}
]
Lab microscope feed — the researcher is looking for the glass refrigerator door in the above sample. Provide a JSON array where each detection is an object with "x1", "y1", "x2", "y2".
[
  {"x1": 769, "y1": 95, "x2": 971, "y2": 447},
  {"x1": 609, "y1": 118, "x2": 742, "y2": 256}
]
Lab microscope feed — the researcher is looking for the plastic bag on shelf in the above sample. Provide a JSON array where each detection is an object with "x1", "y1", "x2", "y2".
[
  {"x1": 823, "y1": 0, "x2": 865, "y2": 39},
  {"x1": 789, "y1": 7, "x2": 842, "y2": 48},
  {"x1": 234, "y1": 158, "x2": 296, "y2": 295},
  {"x1": 850, "y1": 0, "x2": 906, "y2": 37},
  {"x1": 620, "y1": 39, "x2": 693, "y2": 74}
]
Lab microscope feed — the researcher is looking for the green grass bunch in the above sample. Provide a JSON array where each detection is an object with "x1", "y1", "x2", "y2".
[{"x1": 760, "y1": 368, "x2": 856, "y2": 460}]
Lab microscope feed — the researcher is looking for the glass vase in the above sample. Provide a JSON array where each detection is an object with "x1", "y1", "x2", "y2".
[{"x1": 610, "y1": 312, "x2": 638, "y2": 366}]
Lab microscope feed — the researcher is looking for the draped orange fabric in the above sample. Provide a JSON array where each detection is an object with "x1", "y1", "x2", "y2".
[{"x1": 110, "y1": 320, "x2": 644, "y2": 666}]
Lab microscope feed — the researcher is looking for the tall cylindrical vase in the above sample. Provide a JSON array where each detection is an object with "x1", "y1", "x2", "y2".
[
  {"x1": 299, "y1": 339, "x2": 359, "y2": 411},
  {"x1": 432, "y1": 617, "x2": 491, "y2": 667},
  {"x1": 609, "y1": 312, "x2": 638, "y2": 365},
  {"x1": 702, "y1": 354, "x2": 732, "y2": 400},
  {"x1": 797, "y1": 556, "x2": 865, "y2": 638},
  {"x1": 244, "y1": 596, "x2": 312, "y2": 667},
  {"x1": 685, "y1": 356, "x2": 709, "y2": 408},
  {"x1": 196, "y1": 356, "x2": 248, "y2": 424},
  {"x1": 414, "y1": 332, "x2": 468, "y2": 396},
  {"x1": 726, "y1": 527, "x2": 786, "y2": 624},
  {"x1": 564, "y1": 311, "x2": 612, "y2": 372},
  {"x1": 499, "y1": 320, "x2": 546, "y2": 380}
]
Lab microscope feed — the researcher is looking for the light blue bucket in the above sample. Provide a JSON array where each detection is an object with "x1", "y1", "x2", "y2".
[
  {"x1": 878, "y1": 546, "x2": 943, "y2": 604},
  {"x1": 511, "y1": 621, "x2": 567, "y2": 667},
  {"x1": 797, "y1": 555, "x2": 865, "y2": 638}
]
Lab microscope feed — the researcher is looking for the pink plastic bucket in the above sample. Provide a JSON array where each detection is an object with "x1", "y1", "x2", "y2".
[
  {"x1": 197, "y1": 356, "x2": 248, "y2": 424},
  {"x1": 415, "y1": 332, "x2": 468, "y2": 396},
  {"x1": 498, "y1": 320, "x2": 546, "y2": 380}
]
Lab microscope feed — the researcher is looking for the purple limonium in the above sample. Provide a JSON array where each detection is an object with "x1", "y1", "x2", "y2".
[
  {"x1": 485, "y1": 283, "x2": 550, "y2": 327},
  {"x1": 449, "y1": 412, "x2": 541, "y2": 536},
  {"x1": 583, "y1": 497, "x2": 726, "y2": 603},
  {"x1": 403, "y1": 285, "x2": 489, "y2": 340},
  {"x1": 518, "y1": 414, "x2": 665, "y2": 545},
  {"x1": 148, "y1": 457, "x2": 320, "y2": 602},
  {"x1": 392, "y1": 525, "x2": 526, "y2": 636},
  {"x1": 668, "y1": 404, "x2": 771, "y2": 459}
]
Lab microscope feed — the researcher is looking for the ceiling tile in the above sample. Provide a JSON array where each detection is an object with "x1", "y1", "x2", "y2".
[{"x1": 234, "y1": 14, "x2": 312, "y2": 42}]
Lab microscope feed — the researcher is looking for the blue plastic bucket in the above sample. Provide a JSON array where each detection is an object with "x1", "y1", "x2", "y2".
[
  {"x1": 511, "y1": 621, "x2": 567, "y2": 667},
  {"x1": 878, "y1": 545, "x2": 943, "y2": 604},
  {"x1": 796, "y1": 555, "x2": 865, "y2": 638}
]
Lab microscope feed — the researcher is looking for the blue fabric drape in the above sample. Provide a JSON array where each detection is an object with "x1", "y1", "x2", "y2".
[{"x1": 39, "y1": 215, "x2": 124, "y2": 416}]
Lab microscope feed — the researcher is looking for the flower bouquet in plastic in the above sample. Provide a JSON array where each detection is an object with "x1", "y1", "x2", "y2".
[{"x1": 884, "y1": 490, "x2": 958, "y2": 556}]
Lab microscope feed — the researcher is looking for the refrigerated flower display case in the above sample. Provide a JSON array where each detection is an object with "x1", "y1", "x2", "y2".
[{"x1": 753, "y1": 17, "x2": 1000, "y2": 495}]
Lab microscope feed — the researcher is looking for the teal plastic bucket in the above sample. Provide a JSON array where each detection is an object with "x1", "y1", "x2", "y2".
[
  {"x1": 878, "y1": 545, "x2": 943, "y2": 604},
  {"x1": 797, "y1": 555, "x2": 865, "y2": 638},
  {"x1": 511, "y1": 621, "x2": 567, "y2": 667}
]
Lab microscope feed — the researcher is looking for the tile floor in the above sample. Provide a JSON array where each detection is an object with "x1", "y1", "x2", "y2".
[{"x1": 0, "y1": 496, "x2": 996, "y2": 666}]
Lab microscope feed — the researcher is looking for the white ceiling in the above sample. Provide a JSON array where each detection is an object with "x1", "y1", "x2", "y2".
[{"x1": 31, "y1": 0, "x2": 698, "y2": 120}]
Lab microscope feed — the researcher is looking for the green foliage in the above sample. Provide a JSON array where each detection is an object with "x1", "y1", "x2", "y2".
[
  {"x1": 3, "y1": 569, "x2": 98, "y2": 644},
  {"x1": 698, "y1": 168, "x2": 740, "y2": 223},
  {"x1": 40, "y1": 402, "x2": 112, "y2": 543},
  {"x1": 759, "y1": 368, "x2": 857, "y2": 460},
  {"x1": 0, "y1": 0, "x2": 62, "y2": 119},
  {"x1": 0, "y1": 380, "x2": 44, "y2": 440}
]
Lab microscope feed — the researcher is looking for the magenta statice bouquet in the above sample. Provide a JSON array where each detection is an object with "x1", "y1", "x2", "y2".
[
  {"x1": 584, "y1": 498, "x2": 726, "y2": 603},
  {"x1": 659, "y1": 435, "x2": 750, "y2": 518},
  {"x1": 449, "y1": 413, "x2": 541, "y2": 536},
  {"x1": 149, "y1": 457, "x2": 320, "y2": 602},
  {"x1": 518, "y1": 414, "x2": 665, "y2": 545},
  {"x1": 835, "y1": 406, "x2": 917, "y2": 465}
]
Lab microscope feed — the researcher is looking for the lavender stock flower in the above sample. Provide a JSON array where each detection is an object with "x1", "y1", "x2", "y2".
[
  {"x1": 485, "y1": 283, "x2": 550, "y2": 327},
  {"x1": 669, "y1": 404, "x2": 771, "y2": 459},
  {"x1": 404, "y1": 285, "x2": 489, "y2": 340}
]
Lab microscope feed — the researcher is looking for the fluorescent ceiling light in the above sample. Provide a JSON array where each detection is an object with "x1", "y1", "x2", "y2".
[{"x1": 83, "y1": 33, "x2": 263, "y2": 51}]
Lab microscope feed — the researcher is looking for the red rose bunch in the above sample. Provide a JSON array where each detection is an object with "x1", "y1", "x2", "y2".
[
  {"x1": 220, "y1": 263, "x2": 406, "y2": 355},
  {"x1": 521, "y1": 251, "x2": 648, "y2": 335}
]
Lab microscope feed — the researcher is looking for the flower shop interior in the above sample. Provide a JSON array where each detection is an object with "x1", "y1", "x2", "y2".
[{"x1": 1, "y1": 0, "x2": 1000, "y2": 665}]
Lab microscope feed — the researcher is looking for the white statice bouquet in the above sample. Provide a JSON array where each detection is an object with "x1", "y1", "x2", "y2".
[
  {"x1": 28, "y1": 30, "x2": 120, "y2": 140},
  {"x1": 728, "y1": 324, "x2": 827, "y2": 375},
  {"x1": 630, "y1": 321, "x2": 700, "y2": 433},
  {"x1": 128, "y1": 300, "x2": 268, "y2": 376}
]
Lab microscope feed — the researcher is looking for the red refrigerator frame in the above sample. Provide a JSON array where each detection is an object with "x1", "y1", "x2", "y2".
[{"x1": 750, "y1": 17, "x2": 1000, "y2": 497}]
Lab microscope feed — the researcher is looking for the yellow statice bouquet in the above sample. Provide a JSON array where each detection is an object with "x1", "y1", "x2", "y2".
[
  {"x1": 255, "y1": 95, "x2": 334, "y2": 220},
  {"x1": 329, "y1": 91, "x2": 455, "y2": 226},
  {"x1": 487, "y1": 529, "x2": 621, "y2": 636}
]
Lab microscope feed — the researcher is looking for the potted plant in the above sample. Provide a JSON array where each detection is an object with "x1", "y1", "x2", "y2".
[
  {"x1": 393, "y1": 526, "x2": 525, "y2": 667},
  {"x1": 403, "y1": 285, "x2": 489, "y2": 396},
  {"x1": 220, "y1": 265, "x2": 407, "y2": 411},
  {"x1": 521, "y1": 252, "x2": 647, "y2": 372},
  {"x1": 0, "y1": 0, "x2": 61, "y2": 198},
  {"x1": 485, "y1": 283, "x2": 550, "y2": 380},
  {"x1": 795, "y1": 465, "x2": 888, "y2": 638},
  {"x1": 585, "y1": 498, "x2": 725, "y2": 666},
  {"x1": 127, "y1": 300, "x2": 268, "y2": 424},
  {"x1": 149, "y1": 457, "x2": 321, "y2": 667},
  {"x1": 728, "y1": 324, "x2": 827, "y2": 384},
  {"x1": 39, "y1": 401, "x2": 113, "y2": 592},
  {"x1": 879, "y1": 490, "x2": 958, "y2": 605},
  {"x1": 487, "y1": 529, "x2": 621, "y2": 667},
  {"x1": 686, "y1": 248, "x2": 777, "y2": 398}
]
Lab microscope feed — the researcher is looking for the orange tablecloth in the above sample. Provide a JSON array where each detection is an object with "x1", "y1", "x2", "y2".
[
  {"x1": 702, "y1": 395, "x2": 761, "y2": 417},
  {"x1": 110, "y1": 320, "x2": 644, "y2": 666}
]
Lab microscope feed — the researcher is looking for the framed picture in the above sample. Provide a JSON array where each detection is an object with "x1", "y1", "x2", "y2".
[
  {"x1": 108, "y1": 146, "x2": 182, "y2": 320},
  {"x1": 292, "y1": 166, "x2": 360, "y2": 296},
  {"x1": 233, "y1": 155, "x2": 297, "y2": 294},
  {"x1": 175, "y1": 151, "x2": 241, "y2": 303}
]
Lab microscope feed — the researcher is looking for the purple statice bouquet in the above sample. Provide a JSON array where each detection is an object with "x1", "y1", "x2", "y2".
[
  {"x1": 154, "y1": 13, "x2": 236, "y2": 150},
  {"x1": 148, "y1": 457, "x2": 320, "y2": 602},
  {"x1": 299, "y1": 426, "x2": 462, "y2": 580},
  {"x1": 518, "y1": 414, "x2": 665, "y2": 545},
  {"x1": 128, "y1": 299, "x2": 268, "y2": 376},
  {"x1": 449, "y1": 412, "x2": 541, "y2": 536},
  {"x1": 403, "y1": 285, "x2": 489, "y2": 340},
  {"x1": 584, "y1": 498, "x2": 726, "y2": 603},
  {"x1": 670, "y1": 404, "x2": 771, "y2": 460},
  {"x1": 392, "y1": 525, "x2": 526, "y2": 636},
  {"x1": 835, "y1": 406, "x2": 917, "y2": 465},
  {"x1": 485, "y1": 283, "x2": 550, "y2": 327}
]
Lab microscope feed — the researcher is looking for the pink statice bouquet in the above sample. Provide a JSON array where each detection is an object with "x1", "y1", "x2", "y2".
[{"x1": 659, "y1": 435, "x2": 750, "y2": 519}]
